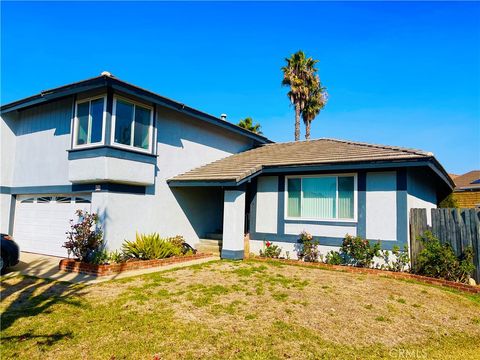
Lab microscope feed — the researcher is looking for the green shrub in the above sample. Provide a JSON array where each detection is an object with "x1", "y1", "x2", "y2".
[
  {"x1": 64, "y1": 210, "x2": 103, "y2": 263},
  {"x1": 325, "y1": 250, "x2": 343, "y2": 265},
  {"x1": 298, "y1": 231, "x2": 320, "y2": 262},
  {"x1": 91, "y1": 249, "x2": 124, "y2": 265},
  {"x1": 259, "y1": 241, "x2": 282, "y2": 258},
  {"x1": 122, "y1": 233, "x2": 182, "y2": 260},
  {"x1": 166, "y1": 235, "x2": 184, "y2": 250},
  {"x1": 340, "y1": 234, "x2": 380, "y2": 268},
  {"x1": 438, "y1": 193, "x2": 458, "y2": 208},
  {"x1": 415, "y1": 231, "x2": 475, "y2": 283},
  {"x1": 379, "y1": 245, "x2": 410, "y2": 272}
]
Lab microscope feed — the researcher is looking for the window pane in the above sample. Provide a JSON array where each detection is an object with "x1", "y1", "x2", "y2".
[
  {"x1": 56, "y1": 196, "x2": 72, "y2": 203},
  {"x1": 338, "y1": 176, "x2": 354, "y2": 219},
  {"x1": 287, "y1": 178, "x2": 301, "y2": 217},
  {"x1": 75, "y1": 197, "x2": 91, "y2": 204},
  {"x1": 114, "y1": 100, "x2": 134, "y2": 145},
  {"x1": 21, "y1": 198, "x2": 34, "y2": 203},
  {"x1": 76, "y1": 102, "x2": 89, "y2": 145},
  {"x1": 302, "y1": 177, "x2": 336, "y2": 219},
  {"x1": 133, "y1": 106, "x2": 151, "y2": 149},
  {"x1": 90, "y1": 98, "x2": 104, "y2": 143},
  {"x1": 37, "y1": 197, "x2": 52, "y2": 203}
]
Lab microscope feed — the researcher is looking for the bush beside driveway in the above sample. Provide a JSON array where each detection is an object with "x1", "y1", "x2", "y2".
[{"x1": 1, "y1": 260, "x2": 480, "y2": 359}]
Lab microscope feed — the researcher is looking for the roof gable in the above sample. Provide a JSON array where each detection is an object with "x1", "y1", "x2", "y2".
[{"x1": 1, "y1": 74, "x2": 271, "y2": 145}]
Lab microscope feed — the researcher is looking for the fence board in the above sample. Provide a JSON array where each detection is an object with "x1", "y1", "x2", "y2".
[{"x1": 410, "y1": 208, "x2": 480, "y2": 283}]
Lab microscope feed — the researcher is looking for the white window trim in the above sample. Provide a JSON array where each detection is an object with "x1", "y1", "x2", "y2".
[
  {"x1": 72, "y1": 95, "x2": 107, "y2": 149},
  {"x1": 111, "y1": 96, "x2": 154, "y2": 154},
  {"x1": 284, "y1": 173, "x2": 358, "y2": 223},
  {"x1": 17, "y1": 194, "x2": 92, "y2": 204}
]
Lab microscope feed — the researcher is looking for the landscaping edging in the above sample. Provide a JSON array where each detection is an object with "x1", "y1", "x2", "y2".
[
  {"x1": 253, "y1": 257, "x2": 480, "y2": 294},
  {"x1": 59, "y1": 253, "x2": 212, "y2": 276}
]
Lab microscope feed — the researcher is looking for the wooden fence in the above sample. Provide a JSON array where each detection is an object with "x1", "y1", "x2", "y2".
[{"x1": 409, "y1": 208, "x2": 480, "y2": 282}]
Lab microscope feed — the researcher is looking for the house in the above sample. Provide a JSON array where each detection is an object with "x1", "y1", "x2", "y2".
[
  {"x1": 451, "y1": 170, "x2": 480, "y2": 208},
  {"x1": 0, "y1": 73, "x2": 454, "y2": 260}
]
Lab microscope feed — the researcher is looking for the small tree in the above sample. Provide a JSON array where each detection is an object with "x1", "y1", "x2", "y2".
[
  {"x1": 64, "y1": 210, "x2": 103, "y2": 262},
  {"x1": 238, "y1": 117, "x2": 262, "y2": 134},
  {"x1": 438, "y1": 193, "x2": 458, "y2": 208}
]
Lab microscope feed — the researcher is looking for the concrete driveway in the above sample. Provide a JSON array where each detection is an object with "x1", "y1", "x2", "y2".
[{"x1": 4, "y1": 252, "x2": 217, "y2": 284}]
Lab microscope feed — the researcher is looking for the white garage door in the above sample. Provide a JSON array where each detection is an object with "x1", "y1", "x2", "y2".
[{"x1": 14, "y1": 194, "x2": 92, "y2": 257}]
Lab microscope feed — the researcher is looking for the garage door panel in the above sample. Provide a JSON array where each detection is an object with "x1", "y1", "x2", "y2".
[{"x1": 14, "y1": 195, "x2": 91, "y2": 257}]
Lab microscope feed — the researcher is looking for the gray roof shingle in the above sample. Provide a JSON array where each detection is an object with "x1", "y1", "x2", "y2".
[{"x1": 169, "y1": 138, "x2": 435, "y2": 183}]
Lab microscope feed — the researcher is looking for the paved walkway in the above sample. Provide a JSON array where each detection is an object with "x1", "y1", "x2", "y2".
[{"x1": 4, "y1": 252, "x2": 219, "y2": 284}]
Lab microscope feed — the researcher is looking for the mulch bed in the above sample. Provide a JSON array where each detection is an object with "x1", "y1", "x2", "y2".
[
  {"x1": 59, "y1": 253, "x2": 212, "y2": 276},
  {"x1": 253, "y1": 257, "x2": 480, "y2": 294}
]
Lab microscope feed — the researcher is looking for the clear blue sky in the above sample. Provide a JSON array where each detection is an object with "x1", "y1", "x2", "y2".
[{"x1": 1, "y1": 1, "x2": 479, "y2": 174}]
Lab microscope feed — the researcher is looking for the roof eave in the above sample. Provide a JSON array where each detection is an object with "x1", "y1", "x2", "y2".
[
  {"x1": 1, "y1": 76, "x2": 272, "y2": 145},
  {"x1": 169, "y1": 157, "x2": 455, "y2": 188}
]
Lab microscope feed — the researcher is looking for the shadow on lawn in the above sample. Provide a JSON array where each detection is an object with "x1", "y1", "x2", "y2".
[
  {"x1": 2, "y1": 331, "x2": 74, "y2": 346},
  {"x1": 0, "y1": 273, "x2": 88, "y2": 332}
]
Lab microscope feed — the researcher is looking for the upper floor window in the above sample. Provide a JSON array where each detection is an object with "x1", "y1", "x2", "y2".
[
  {"x1": 74, "y1": 97, "x2": 106, "y2": 146},
  {"x1": 112, "y1": 97, "x2": 153, "y2": 152},
  {"x1": 286, "y1": 174, "x2": 356, "y2": 221}
]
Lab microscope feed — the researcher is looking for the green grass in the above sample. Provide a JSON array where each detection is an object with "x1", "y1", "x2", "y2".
[{"x1": 1, "y1": 260, "x2": 480, "y2": 359}]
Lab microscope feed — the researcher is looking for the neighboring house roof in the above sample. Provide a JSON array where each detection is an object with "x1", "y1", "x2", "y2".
[
  {"x1": 169, "y1": 138, "x2": 453, "y2": 189},
  {"x1": 452, "y1": 170, "x2": 480, "y2": 191},
  {"x1": 0, "y1": 73, "x2": 271, "y2": 145}
]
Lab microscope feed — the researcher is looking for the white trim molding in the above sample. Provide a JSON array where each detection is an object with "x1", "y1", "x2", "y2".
[
  {"x1": 111, "y1": 95, "x2": 154, "y2": 154},
  {"x1": 72, "y1": 95, "x2": 107, "y2": 149}
]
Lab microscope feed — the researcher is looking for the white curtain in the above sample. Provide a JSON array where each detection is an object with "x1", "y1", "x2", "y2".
[{"x1": 302, "y1": 177, "x2": 336, "y2": 219}]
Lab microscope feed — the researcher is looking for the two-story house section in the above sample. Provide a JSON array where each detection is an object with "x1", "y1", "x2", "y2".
[{"x1": 0, "y1": 72, "x2": 270, "y2": 257}]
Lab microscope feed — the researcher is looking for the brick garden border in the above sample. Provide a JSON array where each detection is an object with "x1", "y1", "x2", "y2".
[
  {"x1": 253, "y1": 257, "x2": 480, "y2": 294},
  {"x1": 59, "y1": 253, "x2": 212, "y2": 277}
]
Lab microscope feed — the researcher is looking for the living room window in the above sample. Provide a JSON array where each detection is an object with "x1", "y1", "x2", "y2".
[
  {"x1": 112, "y1": 97, "x2": 153, "y2": 152},
  {"x1": 286, "y1": 174, "x2": 356, "y2": 221},
  {"x1": 74, "y1": 96, "x2": 106, "y2": 146}
]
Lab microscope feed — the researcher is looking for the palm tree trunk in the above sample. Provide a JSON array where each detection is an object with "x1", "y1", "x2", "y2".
[
  {"x1": 295, "y1": 103, "x2": 301, "y2": 141},
  {"x1": 305, "y1": 120, "x2": 311, "y2": 140}
]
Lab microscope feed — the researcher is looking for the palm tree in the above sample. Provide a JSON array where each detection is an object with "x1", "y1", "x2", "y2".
[
  {"x1": 302, "y1": 80, "x2": 327, "y2": 140},
  {"x1": 281, "y1": 50, "x2": 319, "y2": 141},
  {"x1": 238, "y1": 117, "x2": 262, "y2": 134}
]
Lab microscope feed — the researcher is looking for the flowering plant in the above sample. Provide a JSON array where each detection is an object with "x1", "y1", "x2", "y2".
[
  {"x1": 260, "y1": 240, "x2": 281, "y2": 258},
  {"x1": 298, "y1": 231, "x2": 319, "y2": 262},
  {"x1": 64, "y1": 210, "x2": 103, "y2": 263}
]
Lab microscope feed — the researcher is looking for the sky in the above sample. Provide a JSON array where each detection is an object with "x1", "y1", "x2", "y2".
[{"x1": 1, "y1": 1, "x2": 479, "y2": 174}]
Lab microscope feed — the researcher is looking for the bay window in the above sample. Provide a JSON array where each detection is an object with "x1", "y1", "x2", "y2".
[
  {"x1": 74, "y1": 97, "x2": 106, "y2": 146},
  {"x1": 112, "y1": 97, "x2": 153, "y2": 151},
  {"x1": 286, "y1": 175, "x2": 356, "y2": 220}
]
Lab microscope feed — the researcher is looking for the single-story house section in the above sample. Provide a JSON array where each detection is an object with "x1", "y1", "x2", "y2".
[
  {"x1": 451, "y1": 170, "x2": 480, "y2": 208},
  {"x1": 0, "y1": 73, "x2": 453, "y2": 260},
  {"x1": 171, "y1": 138, "x2": 453, "y2": 259}
]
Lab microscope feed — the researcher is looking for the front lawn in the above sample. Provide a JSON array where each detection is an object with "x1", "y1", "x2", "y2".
[{"x1": 1, "y1": 260, "x2": 480, "y2": 359}]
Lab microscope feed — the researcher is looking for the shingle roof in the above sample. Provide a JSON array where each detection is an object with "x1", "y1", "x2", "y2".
[
  {"x1": 169, "y1": 138, "x2": 435, "y2": 183},
  {"x1": 453, "y1": 170, "x2": 480, "y2": 190}
]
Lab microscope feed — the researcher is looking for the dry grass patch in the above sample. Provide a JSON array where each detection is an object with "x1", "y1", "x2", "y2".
[{"x1": 1, "y1": 260, "x2": 480, "y2": 359}]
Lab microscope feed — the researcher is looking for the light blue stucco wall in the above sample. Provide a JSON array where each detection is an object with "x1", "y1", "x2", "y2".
[
  {"x1": 406, "y1": 168, "x2": 437, "y2": 246},
  {"x1": 1, "y1": 95, "x2": 256, "y2": 250},
  {"x1": 13, "y1": 97, "x2": 74, "y2": 187},
  {"x1": 249, "y1": 170, "x2": 408, "y2": 258}
]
